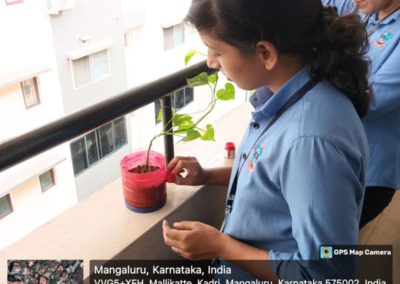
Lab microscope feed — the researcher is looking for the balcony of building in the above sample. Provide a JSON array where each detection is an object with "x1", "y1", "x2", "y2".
[{"x1": 0, "y1": 62, "x2": 399, "y2": 283}]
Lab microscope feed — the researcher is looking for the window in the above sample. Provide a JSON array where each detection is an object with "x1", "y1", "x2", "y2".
[
  {"x1": 124, "y1": 25, "x2": 143, "y2": 48},
  {"x1": 20, "y1": 78, "x2": 40, "y2": 108},
  {"x1": 155, "y1": 87, "x2": 194, "y2": 123},
  {"x1": 39, "y1": 169, "x2": 55, "y2": 192},
  {"x1": 5, "y1": 0, "x2": 23, "y2": 5},
  {"x1": 70, "y1": 117, "x2": 127, "y2": 175},
  {"x1": 98, "y1": 122, "x2": 114, "y2": 158},
  {"x1": 163, "y1": 23, "x2": 185, "y2": 51},
  {"x1": 71, "y1": 49, "x2": 110, "y2": 88},
  {"x1": 0, "y1": 195, "x2": 13, "y2": 220}
]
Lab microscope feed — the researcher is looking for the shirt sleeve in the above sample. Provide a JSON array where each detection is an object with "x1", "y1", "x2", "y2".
[
  {"x1": 365, "y1": 42, "x2": 400, "y2": 118},
  {"x1": 268, "y1": 136, "x2": 365, "y2": 280},
  {"x1": 320, "y1": 0, "x2": 356, "y2": 15}
]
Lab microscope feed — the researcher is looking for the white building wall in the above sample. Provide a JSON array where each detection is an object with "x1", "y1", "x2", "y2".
[
  {"x1": 0, "y1": 0, "x2": 77, "y2": 251},
  {"x1": 0, "y1": 0, "x2": 64, "y2": 140},
  {"x1": 0, "y1": 145, "x2": 77, "y2": 250}
]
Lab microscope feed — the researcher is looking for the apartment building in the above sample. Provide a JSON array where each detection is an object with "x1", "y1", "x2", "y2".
[{"x1": 0, "y1": 0, "x2": 130, "y2": 251}]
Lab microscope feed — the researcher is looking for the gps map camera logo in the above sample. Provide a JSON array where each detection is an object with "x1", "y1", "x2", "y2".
[{"x1": 320, "y1": 246, "x2": 333, "y2": 259}]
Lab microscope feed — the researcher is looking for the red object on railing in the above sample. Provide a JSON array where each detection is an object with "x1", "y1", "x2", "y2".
[
  {"x1": 224, "y1": 142, "x2": 236, "y2": 159},
  {"x1": 121, "y1": 151, "x2": 167, "y2": 213}
]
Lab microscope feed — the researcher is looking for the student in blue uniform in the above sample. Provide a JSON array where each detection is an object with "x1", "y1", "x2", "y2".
[
  {"x1": 323, "y1": 0, "x2": 400, "y2": 228},
  {"x1": 163, "y1": 0, "x2": 371, "y2": 280}
]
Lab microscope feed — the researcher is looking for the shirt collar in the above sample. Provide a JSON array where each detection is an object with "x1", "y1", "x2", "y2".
[
  {"x1": 250, "y1": 67, "x2": 311, "y2": 121},
  {"x1": 367, "y1": 8, "x2": 400, "y2": 25}
]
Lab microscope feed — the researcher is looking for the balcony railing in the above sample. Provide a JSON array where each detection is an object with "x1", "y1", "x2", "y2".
[{"x1": 0, "y1": 60, "x2": 214, "y2": 172}]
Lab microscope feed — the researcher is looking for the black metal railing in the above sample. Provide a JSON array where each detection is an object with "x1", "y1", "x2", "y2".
[{"x1": 0, "y1": 60, "x2": 215, "y2": 172}]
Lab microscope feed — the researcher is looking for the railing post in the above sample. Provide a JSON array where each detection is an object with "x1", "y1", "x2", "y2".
[{"x1": 162, "y1": 95, "x2": 174, "y2": 164}]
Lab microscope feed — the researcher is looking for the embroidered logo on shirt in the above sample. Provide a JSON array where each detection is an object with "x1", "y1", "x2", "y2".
[
  {"x1": 247, "y1": 144, "x2": 265, "y2": 171},
  {"x1": 373, "y1": 30, "x2": 393, "y2": 47}
]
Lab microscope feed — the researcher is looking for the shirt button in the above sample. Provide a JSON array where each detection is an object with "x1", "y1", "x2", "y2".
[
  {"x1": 253, "y1": 123, "x2": 260, "y2": 129},
  {"x1": 242, "y1": 153, "x2": 247, "y2": 159}
]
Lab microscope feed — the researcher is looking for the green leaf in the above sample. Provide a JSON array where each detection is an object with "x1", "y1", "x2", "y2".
[
  {"x1": 187, "y1": 72, "x2": 209, "y2": 87},
  {"x1": 208, "y1": 73, "x2": 218, "y2": 86},
  {"x1": 216, "y1": 83, "x2": 235, "y2": 100},
  {"x1": 184, "y1": 49, "x2": 198, "y2": 66},
  {"x1": 182, "y1": 129, "x2": 201, "y2": 141},
  {"x1": 174, "y1": 120, "x2": 195, "y2": 134},
  {"x1": 172, "y1": 113, "x2": 193, "y2": 127},
  {"x1": 177, "y1": 120, "x2": 194, "y2": 130},
  {"x1": 201, "y1": 124, "x2": 215, "y2": 141},
  {"x1": 156, "y1": 109, "x2": 163, "y2": 122}
]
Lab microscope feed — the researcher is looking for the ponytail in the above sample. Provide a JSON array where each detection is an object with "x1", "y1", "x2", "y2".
[{"x1": 308, "y1": 6, "x2": 372, "y2": 118}]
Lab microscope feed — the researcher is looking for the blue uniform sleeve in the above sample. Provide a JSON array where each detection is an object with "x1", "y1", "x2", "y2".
[
  {"x1": 366, "y1": 42, "x2": 400, "y2": 118},
  {"x1": 269, "y1": 137, "x2": 365, "y2": 280},
  {"x1": 320, "y1": 0, "x2": 356, "y2": 15}
]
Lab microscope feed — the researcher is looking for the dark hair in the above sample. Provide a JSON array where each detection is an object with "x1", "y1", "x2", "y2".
[{"x1": 186, "y1": 0, "x2": 372, "y2": 117}]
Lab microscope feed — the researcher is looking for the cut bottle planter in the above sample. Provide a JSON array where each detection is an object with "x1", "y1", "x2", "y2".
[{"x1": 121, "y1": 151, "x2": 167, "y2": 213}]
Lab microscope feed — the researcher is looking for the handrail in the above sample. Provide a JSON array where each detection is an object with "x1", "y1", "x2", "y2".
[{"x1": 0, "y1": 60, "x2": 215, "y2": 172}]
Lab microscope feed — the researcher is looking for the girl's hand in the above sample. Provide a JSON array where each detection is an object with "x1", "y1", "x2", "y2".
[
  {"x1": 162, "y1": 220, "x2": 226, "y2": 260},
  {"x1": 167, "y1": 156, "x2": 209, "y2": 185}
]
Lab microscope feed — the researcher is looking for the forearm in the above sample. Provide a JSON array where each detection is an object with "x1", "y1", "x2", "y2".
[
  {"x1": 218, "y1": 234, "x2": 279, "y2": 282},
  {"x1": 204, "y1": 167, "x2": 232, "y2": 186}
]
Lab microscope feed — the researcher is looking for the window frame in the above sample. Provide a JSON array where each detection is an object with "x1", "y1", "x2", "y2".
[
  {"x1": 0, "y1": 195, "x2": 13, "y2": 220},
  {"x1": 39, "y1": 169, "x2": 56, "y2": 192},
  {"x1": 20, "y1": 77, "x2": 40, "y2": 109},
  {"x1": 70, "y1": 117, "x2": 127, "y2": 176},
  {"x1": 154, "y1": 87, "x2": 194, "y2": 123},
  {"x1": 163, "y1": 23, "x2": 185, "y2": 51},
  {"x1": 70, "y1": 49, "x2": 111, "y2": 89}
]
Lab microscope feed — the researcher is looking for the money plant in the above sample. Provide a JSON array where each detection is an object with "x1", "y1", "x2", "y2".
[{"x1": 141, "y1": 50, "x2": 236, "y2": 172}]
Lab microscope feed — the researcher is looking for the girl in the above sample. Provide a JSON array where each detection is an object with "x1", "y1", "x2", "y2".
[
  {"x1": 163, "y1": 0, "x2": 371, "y2": 280},
  {"x1": 323, "y1": 0, "x2": 400, "y2": 228}
]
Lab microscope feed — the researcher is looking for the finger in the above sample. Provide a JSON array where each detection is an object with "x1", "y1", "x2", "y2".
[
  {"x1": 163, "y1": 220, "x2": 186, "y2": 247},
  {"x1": 162, "y1": 219, "x2": 170, "y2": 242},
  {"x1": 167, "y1": 156, "x2": 193, "y2": 172},
  {"x1": 173, "y1": 221, "x2": 197, "y2": 230},
  {"x1": 173, "y1": 174, "x2": 189, "y2": 185},
  {"x1": 167, "y1": 157, "x2": 181, "y2": 172}
]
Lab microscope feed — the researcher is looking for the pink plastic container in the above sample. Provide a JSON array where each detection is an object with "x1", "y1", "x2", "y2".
[{"x1": 121, "y1": 151, "x2": 167, "y2": 213}]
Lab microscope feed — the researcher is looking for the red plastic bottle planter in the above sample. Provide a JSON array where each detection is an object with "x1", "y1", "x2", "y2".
[{"x1": 121, "y1": 151, "x2": 167, "y2": 213}]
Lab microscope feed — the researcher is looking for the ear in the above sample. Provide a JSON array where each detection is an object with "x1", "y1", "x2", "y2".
[{"x1": 256, "y1": 41, "x2": 278, "y2": 70}]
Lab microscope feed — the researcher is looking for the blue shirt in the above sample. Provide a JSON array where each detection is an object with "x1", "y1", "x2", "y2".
[
  {"x1": 223, "y1": 68, "x2": 368, "y2": 279},
  {"x1": 322, "y1": 0, "x2": 400, "y2": 188}
]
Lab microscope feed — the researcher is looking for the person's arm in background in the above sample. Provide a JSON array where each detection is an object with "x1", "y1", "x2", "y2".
[
  {"x1": 321, "y1": 0, "x2": 356, "y2": 15},
  {"x1": 365, "y1": 42, "x2": 400, "y2": 118}
]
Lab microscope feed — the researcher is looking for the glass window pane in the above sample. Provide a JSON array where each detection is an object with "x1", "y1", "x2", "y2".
[
  {"x1": 98, "y1": 122, "x2": 114, "y2": 158},
  {"x1": 113, "y1": 117, "x2": 127, "y2": 149},
  {"x1": 90, "y1": 49, "x2": 110, "y2": 80},
  {"x1": 0, "y1": 195, "x2": 12, "y2": 219},
  {"x1": 86, "y1": 131, "x2": 99, "y2": 165},
  {"x1": 72, "y1": 56, "x2": 91, "y2": 88},
  {"x1": 174, "y1": 89, "x2": 185, "y2": 110},
  {"x1": 163, "y1": 26, "x2": 174, "y2": 51},
  {"x1": 185, "y1": 87, "x2": 194, "y2": 105},
  {"x1": 70, "y1": 138, "x2": 88, "y2": 175},
  {"x1": 173, "y1": 23, "x2": 185, "y2": 46},
  {"x1": 39, "y1": 169, "x2": 55, "y2": 192}
]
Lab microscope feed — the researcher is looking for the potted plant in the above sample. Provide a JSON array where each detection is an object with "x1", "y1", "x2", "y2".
[{"x1": 121, "y1": 51, "x2": 235, "y2": 213}]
